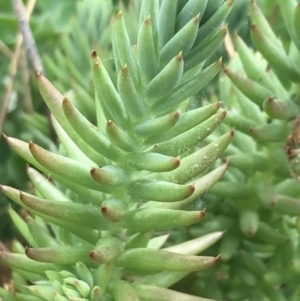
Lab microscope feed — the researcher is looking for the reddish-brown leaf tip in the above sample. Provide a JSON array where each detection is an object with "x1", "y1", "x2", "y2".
[
  {"x1": 193, "y1": 13, "x2": 200, "y2": 25},
  {"x1": 251, "y1": 24, "x2": 257, "y2": 30},
  {"x1": 19, "y1": 192, "x2": 25, "y2": 201},
  {"x1": 121, "y1": 64, "x2": 128, "y2": 73},
  {"x1": 28, "y1": 141, "x2": 35, "y2": 151},
  {"x1": 25, "y1": 247, "x2": 31, "y2": 256},
  {"x1": 176, "y1": 51, "x2": 183, "y2": 62},
  {"x1": 247, "y1": 228, "x2": 255, "y2": 236},
  {"x1": 173, "y1": 157, "x2": 181, "y2": 166},
  {"x1": 200, "y1": 210, "x2": 206, "y2": 218},
  {"x1": 101, "y1": 205, "x2": 107, "y2": 213},
  {"x1": 91, "y1": 50, "x2": 97, "y2": 58},
  {"x1": 269, "y1": 197, "x2": 275, "y2": 206},
  {"x1": 89, "y1": 250, "x2": 96, "y2": 259},
  {"x1": 106, "y1": 120, "x2": 113, "y2": 127},
  {"x1": 93, "y1": 287, "x2": 101, "y2": 294},
  {"x1": 62, "y1": 97, "x2": 69, "y2": 105},
  {"x1": 224, "y1": 158, "x2": 230, "y2": 167},
  {"x1": 174, "y1": 111, "x2": 180, "y2": 118},
  {"x1": 90, "y1": 168, "x2": 97, "y2": 176}
]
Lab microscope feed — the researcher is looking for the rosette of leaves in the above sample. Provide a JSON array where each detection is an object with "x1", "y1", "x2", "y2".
[
  {"x1": 191, "y1": 1, "x2": 300, "y2": 300},
  {"x1": 0, "y1": 0, "x2": 235, "y2": 300},
  {"x1": 42, "y1": 0, "x2": 245, "y2": 124}
]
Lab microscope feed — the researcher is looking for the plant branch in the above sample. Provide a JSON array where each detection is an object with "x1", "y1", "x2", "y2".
[
  {"x1": 12, "y1": 0, "x2": 43, "y2": 74},
  {"x1": 20, "y1": 47, "x2": 34, "y2": 113},
  {"x1": 0, "y1": 0, "x2": 36, "y2": 134}
]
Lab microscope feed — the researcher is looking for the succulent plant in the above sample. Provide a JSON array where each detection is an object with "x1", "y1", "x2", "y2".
[
  {"x1": 0, "y1": 0, "x2": 235, "y2": 300},
  {"x1": 191, "y1": 0, "x2": 300, "y2": 300}
]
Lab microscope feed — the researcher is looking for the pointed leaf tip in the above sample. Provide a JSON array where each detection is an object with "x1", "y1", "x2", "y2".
[
  {"x1": 121, "y1": 64, "x2": 128, "y2": 73},
  {"x1": 251, "y1": 24, "x2": 257, "y2": 30},
  {"x1": 223, "y1": 157, "x2": 230, "y2": 166},
  {"x1": 89, "y1": 250, "x2": 96, "y2": 259},
  {"x1": 144, "y1": 15, "x2": 151, "y2": 24},
  {"x1": 173, "y1": 157, "x2": 180, "y2": 166},
  {"x1": 176, "y1": 52, "x2": 183, "y2": 62},
  {"x1": 174, "y1": 111, "x2": 180, "y2": 118},
  {"x1": 62, "y1": 97, "x2": 69, "y2": 105},
  {"x1": 91, "y1": 50, "x2": 97, "y2": 58},
  {"x1": 36, "y1": 71, "x2": 42, "y2": 78},
  {"x1": 25, "y1": 247, "x2": 30, "y2": 257},
  {"x1": 193, "y1": 13, "x2": 201, "y2": 24},
  {"x1": 90, "y1": 167, "x2": 97, "y2": 176},
  {"x1": 116, "y1": 10, "x2": 122, "y2": 18}
]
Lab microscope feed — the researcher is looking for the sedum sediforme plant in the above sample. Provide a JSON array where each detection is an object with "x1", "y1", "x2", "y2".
[
  {"x1": 0, "y1": 1, "x2": 235, "y2": 300},
  {"x1": 192, "y1": 1, "x2": 300, "y2": 300}
]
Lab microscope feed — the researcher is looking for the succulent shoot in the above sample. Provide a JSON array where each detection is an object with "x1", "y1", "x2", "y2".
[
  {"x1": 0, "y1": 1, "x2": 234, "y2": 301},
  {"x1": 198, "y1": 0, "x2": 300, "y2": 300}
]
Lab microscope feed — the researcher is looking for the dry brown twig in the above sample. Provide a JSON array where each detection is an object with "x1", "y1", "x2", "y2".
[{"x1": 0, "y1": 0, "x2": 37, "y2": 134}]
